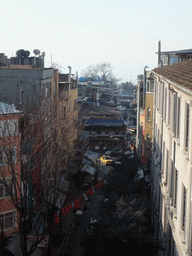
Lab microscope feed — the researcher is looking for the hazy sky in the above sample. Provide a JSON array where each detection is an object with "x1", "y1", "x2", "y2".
[{"x1": 1, "y1": 0, "x2": 192, "y2": 84}]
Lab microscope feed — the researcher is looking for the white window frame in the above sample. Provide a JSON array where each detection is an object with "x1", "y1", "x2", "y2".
[
  {"x1": 0, "y1": 119, "x2": 19, "y2": 137},
  {"x1": 0, "y1": 146, "x2": 17, "y2": 166},
  {"x1": 0, "y1": 210, "x2": 17, "y2": 231},
  {"x1": 0, "y1": 177, "x2": 16, "y2": 199}
]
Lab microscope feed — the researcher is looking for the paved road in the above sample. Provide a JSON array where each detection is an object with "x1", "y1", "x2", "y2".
[{"x1": 50, "y1": 164, "x2": 110, "y2": 256}]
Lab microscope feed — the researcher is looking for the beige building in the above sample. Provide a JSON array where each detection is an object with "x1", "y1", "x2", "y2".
[
  {"x1": 57, "y1": 71, "x2": 78, "y2": 150},
  {"x1": 142, "y1": 72, "x2": 154, "y2": 163},
  {"x1": 151, "y1": 59, "x2": 192, "y2": 256},
  {"x1": 136, "y1": 71, "x2": 154, "y2": 165}
]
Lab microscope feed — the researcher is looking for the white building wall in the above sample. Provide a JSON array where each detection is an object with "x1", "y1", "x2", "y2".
[{"x1": 152, "y1": 75, "x2": 192, "y2": 256}]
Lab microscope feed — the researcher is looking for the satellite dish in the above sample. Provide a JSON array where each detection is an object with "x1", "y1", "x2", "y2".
[{"x1": 33, "y1": 49, "x2": 40, "y2": 56}]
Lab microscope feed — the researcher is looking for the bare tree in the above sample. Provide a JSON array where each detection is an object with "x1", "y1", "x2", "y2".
[
  {"x1": 82, "y1": 62, "x2": 120, "y2": 85},
  {"x1": 0, "y1": 96, "x2": 83, "y2": 255},
  {"x1": 50, "y1": 62, "x2": 65, "y2": 74}
]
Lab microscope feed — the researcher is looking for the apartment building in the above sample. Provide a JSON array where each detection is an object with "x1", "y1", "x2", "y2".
[
  {"x1": 0, "y1": 49, "x2": 54, "y2": 111},
  {"x1": 57, "y1": 69, "x2": 79, "y2": 149},
  {"x1": 0, "y1": 103, "x2": 21, "y2": 236},
  {"x1": 151, "y1": 59, "x2": 192, "y2": 255},
  {"x1": 142, "y1": 72, "x2": 154, "y2": 164},
  {"x1": 136, "y1": 71, "x2": 154, "y2": 165}
]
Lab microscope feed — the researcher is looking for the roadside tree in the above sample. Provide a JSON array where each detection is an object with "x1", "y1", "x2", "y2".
[{"x1": 0, "y1": 96, "x2": 83, "y2": 256}]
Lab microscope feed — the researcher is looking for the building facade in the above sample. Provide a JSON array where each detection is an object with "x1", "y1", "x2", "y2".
[
  {"x1": 0, "y1": 66, "x2": 54, "y2": 109},
  {"x1": 0, "y1": 103, "x2": 21, "y2": 236},
  {"x1": 57, "y1": 71, "x2": 79, "y2": 149},
  {"x1": 141, "y1": 72, "x2": 154, "y2": 165},
  {"x1": 151, "y1": 59, "x2": 192, "y2": 256}
]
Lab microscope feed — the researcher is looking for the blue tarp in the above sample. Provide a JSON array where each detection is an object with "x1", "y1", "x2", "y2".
[{"x1": 79, "y1": 77, "x2": 100, "y2": 82}]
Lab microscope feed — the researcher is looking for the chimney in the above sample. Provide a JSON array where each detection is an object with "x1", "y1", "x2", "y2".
[
  {"x1": 68, "y1": 66, "x2": 71, "y2": 83},
  {"x1": 158, "y1": 40, "x2": 162, "y2": 67}
]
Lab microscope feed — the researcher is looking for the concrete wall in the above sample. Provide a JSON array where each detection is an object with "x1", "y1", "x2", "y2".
[{"x1": 0, "y1": 68, "x2": 53, "y2": 108}]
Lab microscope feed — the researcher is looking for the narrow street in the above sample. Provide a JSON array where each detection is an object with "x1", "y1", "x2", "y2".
[
  {"x1": 49, "y1": 165, "x2": 110, "y2": 256},
  {"x1": 63, "y1": 190, "x2": 102, "y2": 256}
]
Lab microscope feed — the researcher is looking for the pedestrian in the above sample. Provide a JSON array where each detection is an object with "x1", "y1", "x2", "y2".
[{"x1": 83, "y1": 204, "x2": 88, "y2": 212}]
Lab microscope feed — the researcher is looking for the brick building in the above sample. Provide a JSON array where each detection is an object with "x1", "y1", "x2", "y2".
[{"x1": 0, "y1": 102, "x2": 21, "y2": 236}]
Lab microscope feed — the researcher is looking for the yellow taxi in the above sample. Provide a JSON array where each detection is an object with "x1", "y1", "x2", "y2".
[{"x1": 100, "y1": 155, "x2": 114, "y2": 165}]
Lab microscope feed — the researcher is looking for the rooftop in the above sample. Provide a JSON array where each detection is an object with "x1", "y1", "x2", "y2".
[
  {"x1": 0, "y1": 102, "x2": 21, "y2": 114},
  {"x1": 152, "y1": 59, "x2": 192, "y2": 89},
  {"x1": 160, "y1": 49, "x2": 192, "y2": 55},
  {"x1": 0, "y1": 66, "x2": 53, "y2": 71},
  {"x1": 82, "y1": 105, "x2": 122, "y2": 115}
]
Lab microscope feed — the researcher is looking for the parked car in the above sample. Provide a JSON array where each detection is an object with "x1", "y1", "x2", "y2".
[{"x1": 100, "y1": 155, "x2": 114, "y2": 165}]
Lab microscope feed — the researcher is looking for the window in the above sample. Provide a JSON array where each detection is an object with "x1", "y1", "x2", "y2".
[
  {"x1": 146, "y1": 134, "x2": 151, "y2": 148},
  {"x1": 0, "y1": 149, "x2": 3, "y2": 164},
  {"x1": 165, "y1": 149, "x2": 169, "y2": 183},
  {"x1": 164, "y1": 88, "x2": 167, "y2": 120},
  {"x1": 185, "y1": 103, "x2": 189, "y2": 150},
  {"x1": 169, "y1": 55, "x2": 178, "y2": 65},
  {"x1": 0, "y1": 179, "x2": 15, "y2": 198},
  {"x1": 5, "y1": 147, "x2": 17, "y2": 165},
  {"x1": 0, "y1": 147, "x2": 17, "y2": 166},
  {"x1": 182, "y1": 185, "x2": 187, "y2": 231},
  {"x1": 161, "y1": 54, "x2": 168, "y2": 65},
  {"x1": 177, "y1": 97, "x2": 180, "y2": 139},
  {"x1": 162, "y1": 141, "x2": 165, "y2": 175},
  {"x1": 170, "y1": 161, "x2": 174, "y2": 198},
  {"x1": 187, "y1": 54, "x2": 192, "y2": 60},
  {"x1": 20, "y1": 89, "x2": 24, "y2": 104},
  {"x1": 147, "y1": 108, "x2": 151, "y2": 122},
  {"x1": 150, "y1": 81, "x2": 154, "y2": 92},
  {"x1": 168, "y1": 90, "x2": 170, "y2": 125},
  {"x1": 0, "y1": 211, "x2": 16, "y2": 231},
  {"x1": 74, "y1": 99, "x2": 77, "y2": 110},
  {"x1": 0, "y1": 184, "x2": 3, "y2": 197},
  {"x1": 146, "y1": 81, "x2": 150, "y2": 92},
  {"x1": 173, "y1": 169, "x2": 178, "y2": 208},
  {"x1": 0, "y1": 119, "x2": 19, "y2": 136}
]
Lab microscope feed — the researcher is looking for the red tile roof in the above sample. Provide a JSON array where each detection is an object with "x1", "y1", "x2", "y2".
[{"x1": 152, "y1": 59, "x2": 192, "y2": 89}]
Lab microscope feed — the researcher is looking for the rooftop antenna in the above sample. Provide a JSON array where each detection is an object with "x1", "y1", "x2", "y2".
[{"x1": 33, "y1": 49, "x2": 40, "y2": 66}]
